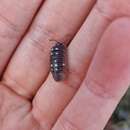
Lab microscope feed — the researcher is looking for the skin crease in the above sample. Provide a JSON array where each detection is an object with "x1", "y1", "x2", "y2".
[{"x1": 0, "y1": 1, "x2": 129, "y2": 130}]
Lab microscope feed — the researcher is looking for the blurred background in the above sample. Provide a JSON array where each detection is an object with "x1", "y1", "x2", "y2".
[{"x1": 105, "y1": 87, "x2": 130, "y2": 130}]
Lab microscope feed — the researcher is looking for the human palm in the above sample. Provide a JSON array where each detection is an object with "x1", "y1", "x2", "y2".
[{"x1": 0, "y1": 0, "x2": 130, "y2": 130}]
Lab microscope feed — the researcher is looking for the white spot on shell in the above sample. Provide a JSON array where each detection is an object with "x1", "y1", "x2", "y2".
[
  {"x1": 55, "y1": 68, "x2": 58, "y2": 71},
  {"x1": 55, "y1": 48, "x2": 59, "y2": 50},
  {"x1": 54, "y1": 64, "x2": 58, "y2": 67},
  {"x1": 62, "y1": 63, "x2": 65, "y2": 66}
]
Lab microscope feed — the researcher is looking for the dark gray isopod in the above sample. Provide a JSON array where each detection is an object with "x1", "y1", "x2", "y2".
[{"x1": 50, "y1": 42, "x2": 67, "y2": 81}]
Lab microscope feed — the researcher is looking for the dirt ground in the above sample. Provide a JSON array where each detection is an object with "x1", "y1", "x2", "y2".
[{"x1": 105, "y1": 88, "x2": 130, "y2": 130}]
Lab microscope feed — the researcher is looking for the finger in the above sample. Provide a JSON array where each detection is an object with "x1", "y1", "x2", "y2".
[
  {"x1": 2, "y1": 0, "x2": 96, "y2": 99},
  {"x1": 0, "y1": 0, "x2": 43, "y2": 75},
  {"x1": 53, "y1": 18, "x2": 130, "y2": 130},
  {"x1": 32, "y1": 6, "x2": 112, "y2": 129}
]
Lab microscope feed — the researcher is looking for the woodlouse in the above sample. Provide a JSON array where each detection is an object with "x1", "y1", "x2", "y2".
[{"x1": 50, "y1": 42, "x2": 67, "y2": 81}]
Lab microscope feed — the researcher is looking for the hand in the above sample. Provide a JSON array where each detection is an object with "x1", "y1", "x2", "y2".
[{"x1": 0, "y1": 0, "x2": 130, "y2": 130}]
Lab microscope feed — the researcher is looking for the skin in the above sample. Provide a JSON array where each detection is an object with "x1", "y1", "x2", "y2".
[{"x1": 0, "y1": 0, "x2": 130, "y2": 130}]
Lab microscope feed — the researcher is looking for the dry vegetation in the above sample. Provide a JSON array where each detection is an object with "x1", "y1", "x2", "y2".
[{"x1": 105, "y1": 87, "x2": 130, "y2": 130}]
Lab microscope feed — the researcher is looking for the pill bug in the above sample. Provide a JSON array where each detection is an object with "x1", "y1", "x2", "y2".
[{"x1": 50, "y1": 42, "x2": 67, "y2": 81}]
